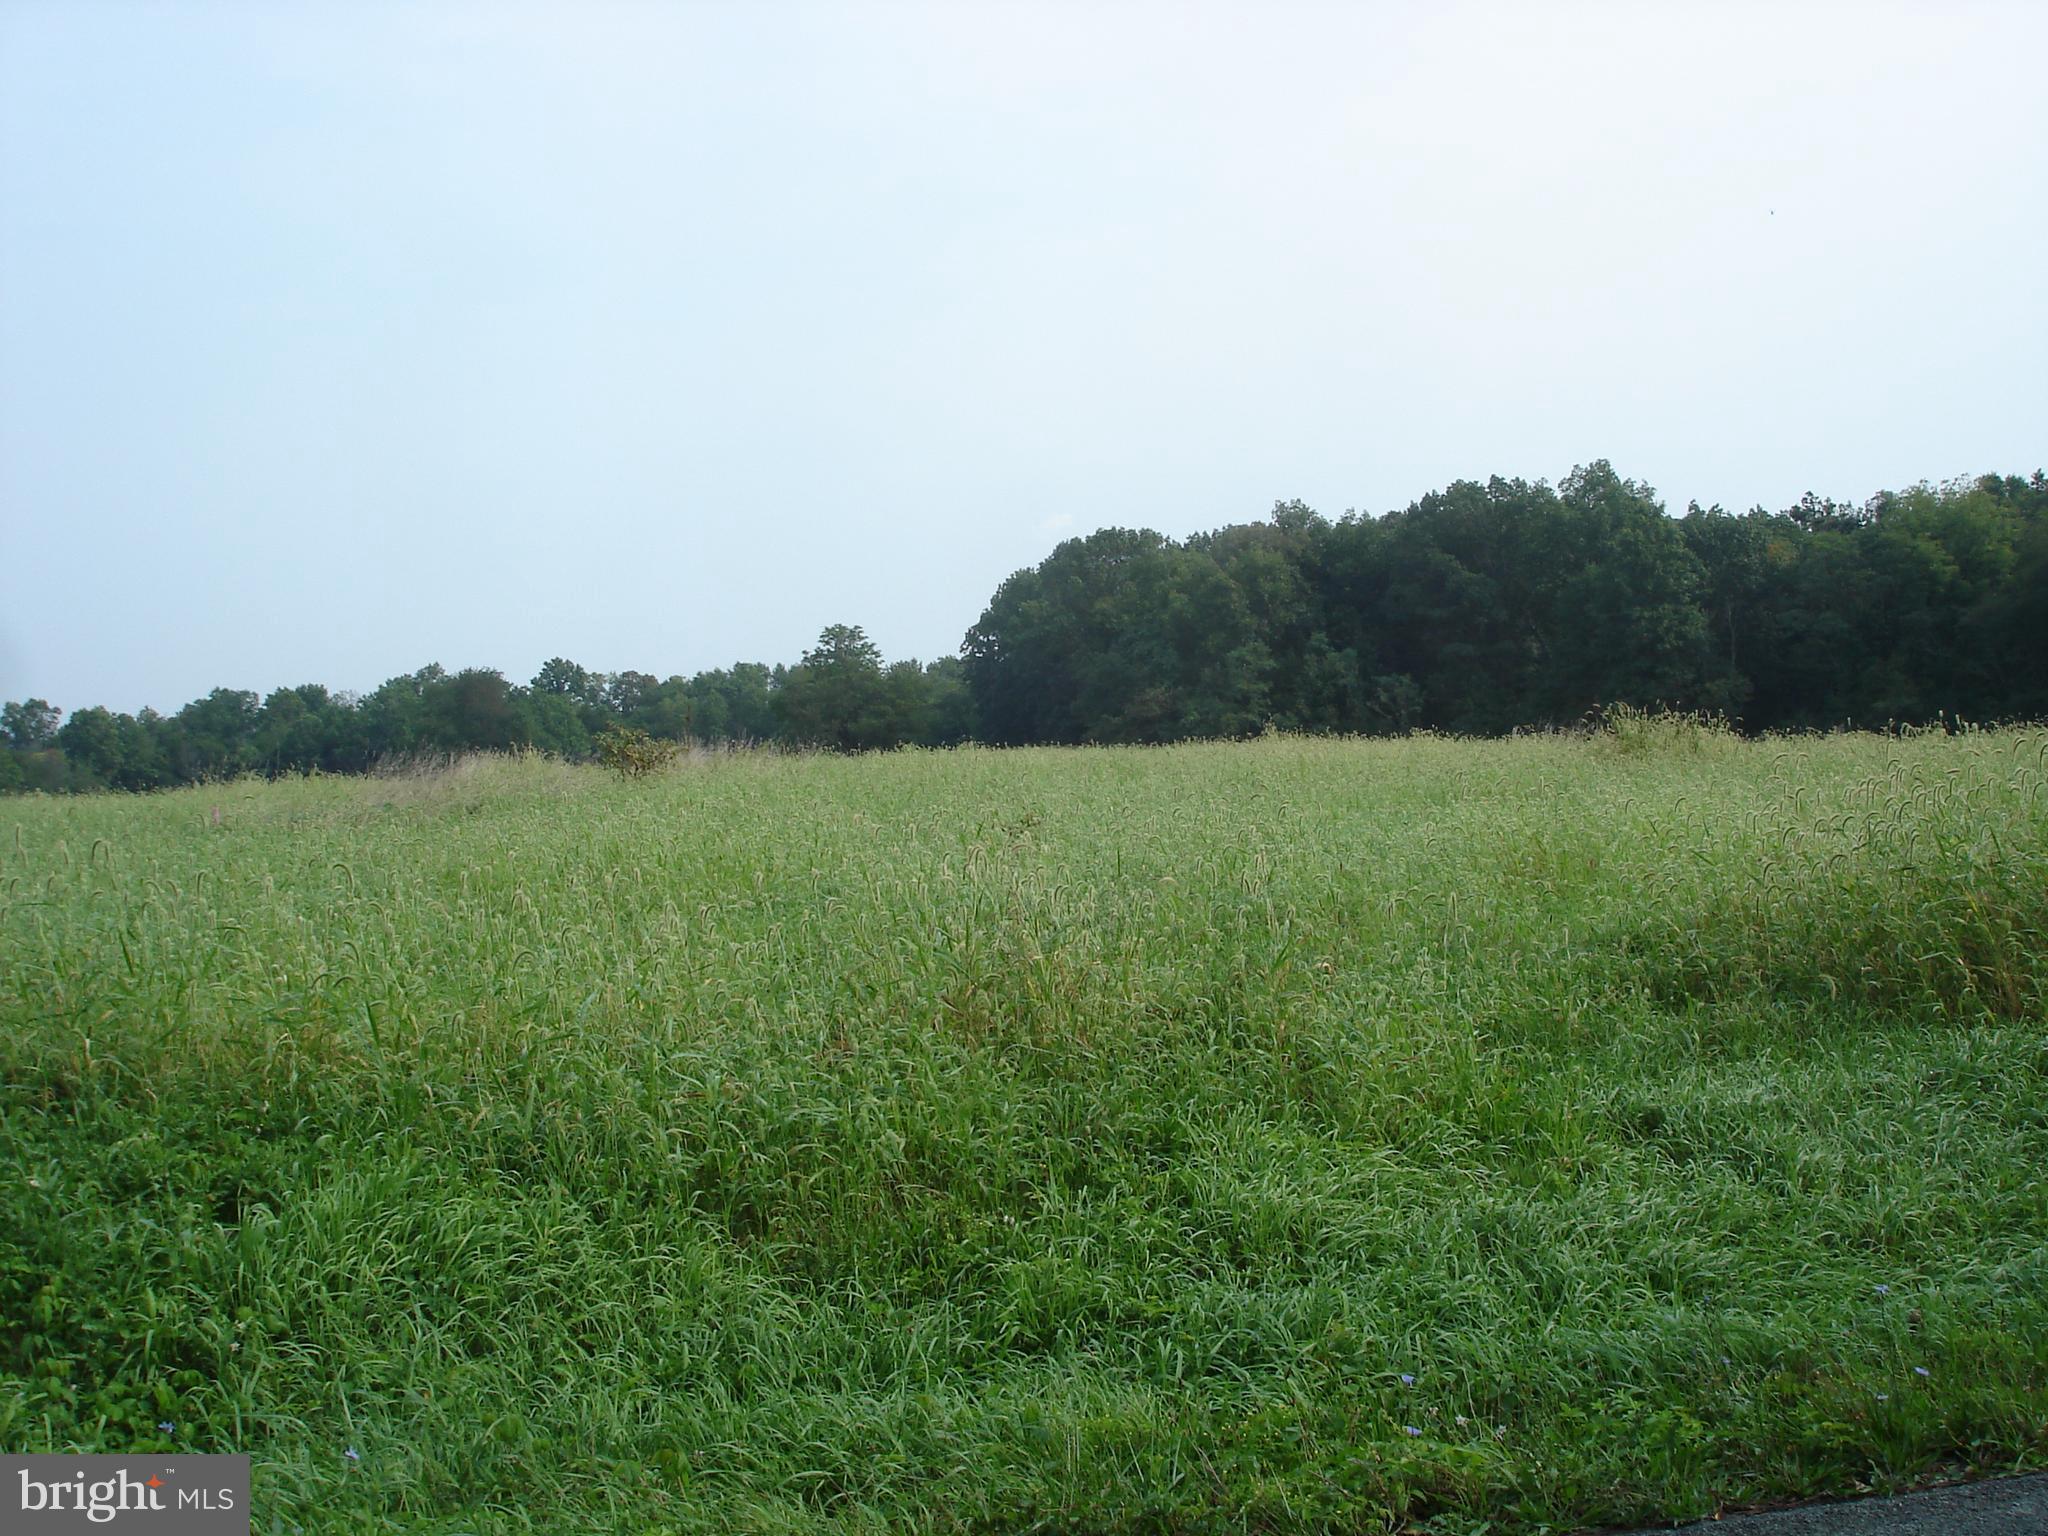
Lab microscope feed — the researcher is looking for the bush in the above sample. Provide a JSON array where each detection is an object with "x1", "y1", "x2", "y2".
[{"x1": 594, "y1": 726, "x2": 678, "y2": 780}]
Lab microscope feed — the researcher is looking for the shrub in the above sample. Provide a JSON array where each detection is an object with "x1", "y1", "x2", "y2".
[{"x1": 594, "y1": 725, "x2": 678, "y2": 780}]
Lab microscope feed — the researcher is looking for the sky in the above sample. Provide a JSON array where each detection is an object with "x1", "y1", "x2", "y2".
[{"x1": 2, "y1": 1, "x2": 2043, "y2": 714}]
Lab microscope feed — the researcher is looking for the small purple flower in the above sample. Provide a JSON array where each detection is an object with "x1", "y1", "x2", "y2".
[
  {"x1": 1914, "y1": 1366, "x2": 1930, "y2": 1378},
  {"x1": 343, "y1": 1448, "x2": 361, "y2": 1463},
  {"x1": 1403, "y1": 1425, "x2": 1422, "y2": 1437},
  {"x1": 1874, "y1": 1284, "x2": 1890, "y2": 1296},
  {"x1": 1400, "y1": 1373, "x2": 1415, "y2": 1386},
  {"x1": 156, "y1": 1422, "x2": 175, "y2": 1433}
]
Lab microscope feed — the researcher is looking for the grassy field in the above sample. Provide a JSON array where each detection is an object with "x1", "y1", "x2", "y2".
[{"x1": 4, "y1": 725, "x2": 2046, "y2": 1533}]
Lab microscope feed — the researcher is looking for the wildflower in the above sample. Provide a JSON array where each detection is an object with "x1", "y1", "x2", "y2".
[
  {"x1": 157, "y1": 1422, "x2": 175, "y2": 1433},
  {"x1": 1400, "y1": 1374, "x2": 1415, "y2": 1386},
  {"x1": 1914, "y1": 1367, "x2": 1930, "y2": 1378},
  {"x1": 1455, "y1": 1416, "x2": 1470, "y2": 1428},
  {"x1": 1403, "y1": 1426, "x2": 1422, "y2": 1438},
  {"x1": 1875, "y1": 1393, "x2": 1889, "y2": 1401},
  {"x1": 1874, "y1": 1284, "x2": 1890, "y2": 1296},
  {"x1": 344, "y1": 1448, "x2": 361, "y2": 1463}
]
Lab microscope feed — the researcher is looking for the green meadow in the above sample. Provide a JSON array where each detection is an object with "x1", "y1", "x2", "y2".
[{"x1": 4, "y1": 725, "x2": 2045, "y2": 1533}]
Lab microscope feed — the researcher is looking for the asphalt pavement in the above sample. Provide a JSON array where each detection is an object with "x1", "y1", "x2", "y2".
[{"x1": 1621, "y1": 1474, "x2": 2048, "y2": 1534}]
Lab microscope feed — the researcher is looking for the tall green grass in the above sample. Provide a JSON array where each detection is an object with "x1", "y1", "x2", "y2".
[{"x1": 3, "y1": 730, "x2": 2045, "y2": 1533}]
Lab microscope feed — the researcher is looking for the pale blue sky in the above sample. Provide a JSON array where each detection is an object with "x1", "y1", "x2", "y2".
[{"x1": 3, "y1": 1, "x2": 2043, "y2": 713}]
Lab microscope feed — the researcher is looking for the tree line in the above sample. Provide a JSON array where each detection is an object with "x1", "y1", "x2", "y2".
[
  {"x1": 6, "y1": 462, "x2": 2043, "y2": 791},
  {"x1": 0, "y1": 632, "x2": 975, "y2": 794}
]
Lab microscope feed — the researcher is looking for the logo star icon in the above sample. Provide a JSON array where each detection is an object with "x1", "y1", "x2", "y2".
[{"x1": 147, "y1": 1475, "x2": 164, "y2": 1488}]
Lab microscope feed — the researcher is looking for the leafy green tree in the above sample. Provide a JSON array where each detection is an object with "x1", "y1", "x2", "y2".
[
  {"x1": 1137, "y1": 546, "x2": 1270, "y2": 740},
  {"x1": 1679, "y1": 505, "x2": 1779, "y2": 715},
  {"x1": 530, "y1": 658, "x2": 613, "y2": 739},
  {"x1": 361, "y1": 664, "x2": 447, "y2": 759},
  {"x1": 1370, "y1": 477, "x2": 1563, "y2": 732},
  {"x1": 916, "y1": 657, "x2": 978, "y2": 746},
  {"x1": 55, "y1": 706, "x2": 123, "y2": 786},
  {"x1": 2, "y1": 699, "x2": 59, "y2": 750},
  {"x1": 1748, "y1": 520, "x2": 1866, "y2": 728},
  {"x1": 532, "y1": 657, "x2": 599, "y2": 703},
  {"x1": 634, "y1": 677, "x2": 695, "y2": 742},
  {"x1": 1312, "y1": 514, "x2": 1402, "y2": 732},
  {"x1": 1857, "y1": 480, "x2": 2024, "y2": 720},
  {"x1": 253, "y1": 684, "x2": 368, "y2": 775},
  {"x1": 522, "y1": 691, "x2": 594, "y2": 759},
  {"x1": 964, "y1": 563, "x2": 1083, "y2": 745},
  {"x1": 965, "y1": 528, "x2": 1183, "y2": 744},
  {"x1": 170, "y1": 687, "x2": 260, "y2": 780},
  {"x1": 426, "y1": 668, "x2": 526, "y2": 753},
  {"x1": 1195, "y1": 504, "x2": 1330, "y2": 729},
  {"x1": 685, "y1": 664, "x2": 779, "y2": 744},
  {"x1": 606, "y1": 670, "x2": 659, "y2": 722},
  {"x1": 777, "y1": 624, "x2": 896, "y2": 751},
  {"x1": 1546, "y1": 461, "x2": 1707, "y2": 716},
  {"x1": 1967, "y1": 498, "x2": 2048, "y2": 718},
  {"x1": 56, "y1": 706, "x2": 170, "y2": 791}
]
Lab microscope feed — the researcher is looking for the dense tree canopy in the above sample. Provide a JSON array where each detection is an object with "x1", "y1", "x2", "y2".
[
  {"x1": 6, "y1": 463, "x2": 2042, "y2": 791},
  {"x1": 966, "y1": 464, "x2": 2045, "y2": 742}
]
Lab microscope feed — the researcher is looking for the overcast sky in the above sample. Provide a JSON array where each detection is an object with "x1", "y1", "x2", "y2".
[{"x1": 3, "y1": 1, "x2": 2043, "y2": 713}]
